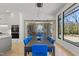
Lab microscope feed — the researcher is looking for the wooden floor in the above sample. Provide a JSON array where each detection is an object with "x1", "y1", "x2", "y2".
[
  {"x1": 55, "y1": 43, "x2": 74, "y2": 56},
  {"x1": 0, "y1": 39, "x2": 74, "y2": 56}
]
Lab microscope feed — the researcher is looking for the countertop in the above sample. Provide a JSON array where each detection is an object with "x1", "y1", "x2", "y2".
[{"x1": 0, "y1": 34, "x2": 11, "y2": 38}]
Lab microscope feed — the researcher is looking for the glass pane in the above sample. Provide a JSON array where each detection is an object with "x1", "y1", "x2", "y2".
[{"x1": 64, "y1": 6, "x2": 79, "y2": 47}]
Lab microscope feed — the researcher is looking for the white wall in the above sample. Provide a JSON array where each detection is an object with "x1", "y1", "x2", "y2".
[
  {"x1": 0, "y1": 12, "x2": 19, "y2": 25},
  {"x1": 0, "y1": 11, "x2": 20, "y2": 34}
]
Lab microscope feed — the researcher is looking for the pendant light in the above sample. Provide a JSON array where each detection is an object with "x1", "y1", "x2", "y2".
[{"x1": 36, "y1": 3, "x2": 43, "y2": 20}]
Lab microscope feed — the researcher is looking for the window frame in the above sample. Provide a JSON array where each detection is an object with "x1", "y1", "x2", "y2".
[
  {"x1": 63, "y1": 3, "x2": 79, "y2": 47},
  {"x1": 58, "y1": 14, "x2": 62, "y2": 39}
]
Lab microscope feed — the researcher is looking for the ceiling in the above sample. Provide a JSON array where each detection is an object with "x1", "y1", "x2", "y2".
[
  {"x1": 0, "y1": 3, "x2": 68, "y2": 25},
  {"x1": 0, "y1": 3, "x2": 67, "y2": 20}
]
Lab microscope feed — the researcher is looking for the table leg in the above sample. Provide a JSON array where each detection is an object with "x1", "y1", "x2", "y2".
[{"x1": 52, "y1": 47, "x2": 55, "y2": 56}]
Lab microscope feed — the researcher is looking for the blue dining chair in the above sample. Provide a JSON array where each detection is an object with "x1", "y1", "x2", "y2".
[{"x1": 32, "y1": 44, "x2": 48, "y2": 56}]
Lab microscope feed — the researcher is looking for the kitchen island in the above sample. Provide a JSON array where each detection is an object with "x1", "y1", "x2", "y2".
[{"x1": 0, "y1": 34, "x2": 12, "y2": 52}]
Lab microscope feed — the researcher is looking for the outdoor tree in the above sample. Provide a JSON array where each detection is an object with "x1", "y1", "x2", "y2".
[{"x1": 72, "y1": 12, "x2": 79, "y2": 35}]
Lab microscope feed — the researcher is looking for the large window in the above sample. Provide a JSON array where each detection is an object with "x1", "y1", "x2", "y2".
[
  {"x1": 58, "y1": 14, "x2": 61, "y2": 39},
  {"x1": 64, "y1": 4, "x2": 79, "y2": 47}
]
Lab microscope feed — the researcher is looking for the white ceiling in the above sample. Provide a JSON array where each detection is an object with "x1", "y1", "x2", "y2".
[
  {"x1": 0, "y1": 3, "x2": 66, "y2": 13},
  {"x1": 0, "y1": 3, "x2": 67, "y2": 25},
  {"x1": 0, "y1": 3, "x2": 67, "y2": 19}
]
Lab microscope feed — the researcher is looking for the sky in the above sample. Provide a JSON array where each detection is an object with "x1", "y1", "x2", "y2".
[{"x1": 64, "y1": 8, "x2": 79, "y2": 23}]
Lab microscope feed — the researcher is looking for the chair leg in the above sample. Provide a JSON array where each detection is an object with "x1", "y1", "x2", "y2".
[
  {"x1": 24, "y1": 48, "x2": 27, "y2": 56},
  {"x1": 24, "y1": 51, "x2": 27, "y2": 56},
  {"x1": 52, "y1": 50, "x2": 55, "y2": 56},
  {"x1": 28, "y1": 51, "x2": 29, "y2": 55}
]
